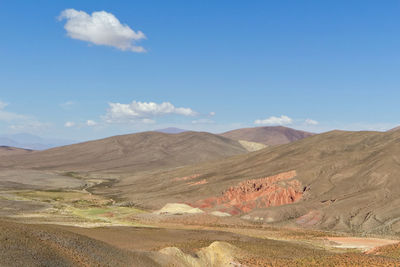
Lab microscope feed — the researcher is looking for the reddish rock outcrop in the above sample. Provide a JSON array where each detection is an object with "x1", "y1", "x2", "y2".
[{"x1": 194, "y1": 170, "x2": 302, "y2": 215}]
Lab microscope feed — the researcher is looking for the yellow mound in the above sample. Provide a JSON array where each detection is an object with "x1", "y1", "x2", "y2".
[
  {"x1": 154, "y1": 203, "x2": 204, "y2": 215},
  {"x1": 159, "y1": 241, "x2": 239, "y2": 267},
  {"x1": 238, "y1": 140, "x2": 267, "y2": 152},
  {"x1": 211, "y1": 211, "x2": 232, "y2": 217}
]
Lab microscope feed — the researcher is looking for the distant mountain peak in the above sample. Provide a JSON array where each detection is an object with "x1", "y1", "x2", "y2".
[{"x1": 0, "y1": 133, "x2": 76, "y2": 150}]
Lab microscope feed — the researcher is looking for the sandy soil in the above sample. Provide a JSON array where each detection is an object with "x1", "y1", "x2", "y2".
[
  {"x1": 0, "y1": 169, "x2": 84, "y2": 190},
  {"x1": 326, "y1": 237, "x2": 399, "y2": 251}
]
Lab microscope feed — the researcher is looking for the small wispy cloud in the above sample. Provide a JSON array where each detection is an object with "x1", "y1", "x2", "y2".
[
  {"x1": 9, "y1": 121, "x2": 50, "y2": 132},
  {"x1": 86, "y1": 120, "x2": 97, "y2": 126},
  {"x1": 254, "y1": 115, "x2": 293, "y2": 126},
  {"x1": 64, "y1": 121, "x2": 75, "y2": 128},
  {"x1": 0, "y1": 100, "x2": 49, "y2": 133},
  {"x1": 59, "y1": 9, "x2": 146, "y2": 52},
  {"x1": 60, "y1": 101, "x2": 76, "y2": 110},
  {"x1": 0, "y1": 100, "x2": 8, "y2": 110},
  {"x1": 192, "y1": 118, "x2": 215, "y2": 124},
  {"x1": 305, "y1": 118, "x2": 319, "y2": 125},
  {"x1": 0, "y1": 101, "x2": 28, "y2": 122}
]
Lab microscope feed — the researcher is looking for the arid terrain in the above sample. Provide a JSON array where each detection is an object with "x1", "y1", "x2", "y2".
[
  {"x1": 221, "y1": 126, "x2": 314, "y2": 146},
  {"x1": 0, "y1": 146, "x2": 33, "y2": 156},
  {"x1": 1, "y1": 128, "x2": 400, "y2": 266}
]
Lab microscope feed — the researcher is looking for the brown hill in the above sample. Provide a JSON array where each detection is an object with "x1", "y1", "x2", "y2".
[
  {"x1": 0, "y1": 146, "x2": 33, "y2": 156},
  {"x1": 0, "y1": 220, "x2": 166, "y2": 266},
  {"x1": 107, "y1": 129, "x2": 400, "y2": 235},
  {"x1": 0, "y1": 131, "x2": 248, "y2": 173},
  {"x1": 388, "y1": 126, "x2": 400, "y2": 132},
  {"x1": 220, "y1": 126, "x2": 314, "y2": 146}
]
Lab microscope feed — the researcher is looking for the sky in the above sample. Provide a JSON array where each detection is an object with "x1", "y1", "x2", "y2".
[{"x1": 1, "y1": 0, "x2": 400, "y2": 141}]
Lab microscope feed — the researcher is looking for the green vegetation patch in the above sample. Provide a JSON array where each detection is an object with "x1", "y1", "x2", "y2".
[
  {"x1": 15, "y1": 190, "x2": 112, "y2": 206},
  {"x1": 69, "y1": 206, "x2": 146, "y2": 224}
]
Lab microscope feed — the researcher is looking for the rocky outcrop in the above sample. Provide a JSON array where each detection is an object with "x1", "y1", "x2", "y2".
[{"x1": 194, "y1": 170, "x2": 302, "y2": 215}]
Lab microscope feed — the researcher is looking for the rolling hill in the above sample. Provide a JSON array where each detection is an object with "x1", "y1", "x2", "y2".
[
  {"x1": 220, "y1": 126, "x2": 314, "y2": 146},
  {"x1": 155, "y1": 127, "x2": 188, "y2": 134},
  {"x1": 0, "y1": 131, "x2": 249, "y2": 173},
  {"x1": 0, "y1": 146, "x2": 33, "y2": 156},
  {"x1": 107, "y1": 129, "x2": 400, "y2": 235},
  {"x1": 388, "y1": 126, "x2": 400, "y2": 132},
  {"x1": 4, "y1": 128, "x2": 400, "y2": 235}
]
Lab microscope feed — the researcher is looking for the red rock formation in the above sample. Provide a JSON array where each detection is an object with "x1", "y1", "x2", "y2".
[{"x1": 194, "y1": 170, "x2": 302, "y2": 215}]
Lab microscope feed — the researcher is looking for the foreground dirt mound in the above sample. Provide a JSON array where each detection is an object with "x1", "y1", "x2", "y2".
[
  {"x1": 0, "y1": 221, "x2": 162, "y2": 267},
  {"x1": 194, "y1": 171, "x2": 302, "y2": 215}
]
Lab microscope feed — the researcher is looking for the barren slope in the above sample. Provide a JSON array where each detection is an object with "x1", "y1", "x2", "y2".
[
  {"x1": 388, "y1": 126, "x2": 400, "y2": 132},
  {"x1": 0, "y1": 220, "x2": 164, "y2": 267},
  {"x1": 0, "y1": 131, "x2": 248, "y2": 173},
  {"x1": 221, "y1": 126, "x2": 314, "y2": 145},
  {"x1": 105, "y1": 130, "x2": 400, "y2": 235},
  {"x1": 0, "y1": 146, "x2": 33, "y2": 156}
]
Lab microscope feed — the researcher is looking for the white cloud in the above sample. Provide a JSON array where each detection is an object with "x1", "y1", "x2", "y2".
[
  {"x1": 104, "y1": 101, "x2": 197, "y2": 123},
  {"x1": 305, "y1": 118, "x2": 319, "y2": 125},
  {"x1": 64, "y1": 121, "x2": 75, "y2": 127},
  {"x1": 0, "y1": 101, "x2": 8, "y2": 110},
  {"x1": 0, "y1": 101, "x2": 28, "y2": 122},
  {"x1": 141, "y1": 118, "x2": 155, "y2": 124},
  {"x1": 59, "y1": 9, "x2": 146, "y2": 52},
  {"x1": 254, "y1": 115, "x2": 293, "y2": 125},
  {"x1": 0, "y1": 110, "x2": 27, "y2": 122},
  {"x1": 192, "y1": 118, "x2": 215, "y2": 124},
  {"x1": 9, "y1": 121, "x2": 50, "y2": 132},
  {"x1": 86, "y1": 120, "x2": 97, "y2": 126},
  {"x1": 60, "y1": 101, "x2": 75, "y2": 109},
  {"x1": 209, "y1": 111, "x2": 216, "y2": 116},
  {"x1": 0, "y1": 101, "x2": 48, "y2": 132}
]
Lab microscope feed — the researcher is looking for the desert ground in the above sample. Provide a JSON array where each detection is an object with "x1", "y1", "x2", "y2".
[{"x1": 1, "y1": 129, "x2": 400, "y2": 266}]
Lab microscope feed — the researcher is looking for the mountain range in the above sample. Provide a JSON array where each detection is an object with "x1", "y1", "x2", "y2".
[
  {"x1": 0, "y1": 133, "x2": 76, "y2": 150},
  {"x1": 2, "y1": 126, "x2": 400, "y2": 235}
]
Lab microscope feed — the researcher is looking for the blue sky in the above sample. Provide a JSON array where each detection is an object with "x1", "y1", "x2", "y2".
[{"x1": 1, "y1": 0, "x2": 400, "y2": 140}]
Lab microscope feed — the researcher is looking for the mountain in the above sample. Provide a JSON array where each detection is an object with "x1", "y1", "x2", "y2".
[
  {"x1": 0, "y1": 131, "x2": 249, "y2": 173},
  {"x1": 388, "y1": 126, "x2": 400, "y2": 132},
  {"x1": 0, "y1": 146, "x2": 33, "y2": 156},
  {"x1": 220, "y1": 126, "x2": 314, "y2": 146},
  {"x1": 155, "y1": 127, "x2": 188, "y2": 134},
  {"x1": 0, "y1": 133, "x2": 76, "y2": 150},
  {"x1": 109, "y1": 129, "x2": 400, "y2": 235},
  {"x1": 0, "y1": 137, "x2": 20, "y2": 148}
]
